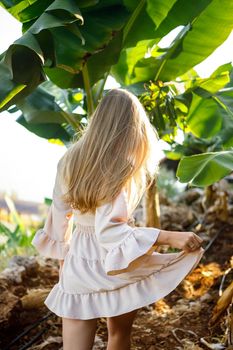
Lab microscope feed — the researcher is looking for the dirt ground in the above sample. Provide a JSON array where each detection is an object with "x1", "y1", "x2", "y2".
[{"x1": 0, "y1": 186, "x2": 232, "y2": 350}]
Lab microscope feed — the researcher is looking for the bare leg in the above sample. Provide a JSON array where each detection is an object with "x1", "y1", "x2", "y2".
[
  {"x1": 62, "y1": 317, "x2": 97, "y2": 350},
  {"x1": 106, "y1": 309, "x2": 138, "y2": 350}
]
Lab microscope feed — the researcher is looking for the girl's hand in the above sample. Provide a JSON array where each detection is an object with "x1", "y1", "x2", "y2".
[
  {"x1": 59, "y1": 259, "x2": 64, "y2": 277},
  {"x1": 168, "y1": 231, "x2": 203, "y2": 252},
  {"x1": 157, "y1": 230, "x2": 203, "y2": 252}
]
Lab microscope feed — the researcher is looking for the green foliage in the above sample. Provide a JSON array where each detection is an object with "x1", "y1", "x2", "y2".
[
  {"x1": 0, "y1": 221, "x2": 35, "y2": 253},
  {"x1": 140, "y1": 80, "x2": 181, "y2": 142},
  {"x1": 1, "y1": 0, "x2": 233, "y2": 188},
  {"x1": 0, "y1": 224, "x2": 37, "y2": 271},
  {"x1": 175, "y1": 69, "x2": 233, "y2": 186},
  {"x1": 0, "y1": 195, "x2": 38, "y2": 270},
  {"x1": 177, "y1": 151, "x2": 233, "y2": 187},
  {"x1": 151, "y1": 0, "x2": 211, "y2": 40},
  {"x1": 139, "y1": 62, "x2": 233, "y2": 187},
  {"x1": 0, "y1": 195, "x2": 52, "y2": 270},
  {"x1": 112, "y1": 0, "x2": 233, "y2": 84},
  {"x1": 139, "y1": 63, "x2": 232, "y2": 141},
  {"x1": 139, "y1": 72, "x2": 232, "y2": 188},
  {"x1": 16, "y1": 85, "x2": 87, "y2": 143},
  {"x1": 186, "y1": 94, "x2": 222, "y2": 138},
  {"x1": 0, "y1": 0, "x2": 130, "y2": 110},
  {"x1": 164, "y1": 133, "x2": 223, "y2": 160},
  {"x1": 2, "y1": 0, "x2": 233, "y2": 111}
]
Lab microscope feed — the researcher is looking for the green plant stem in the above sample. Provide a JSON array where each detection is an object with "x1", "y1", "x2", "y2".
[
  {"x1": 60, "y1": 110, "x2": 79, "y2": 130},
  {"x1": 93, "y1": 72, "x2": 109, "y2": 107},
  {"x1": 82, "y1": 64, "x2": 95, "y2": 115},
  {"x1": 82, "y1": 1, "x2": 147, "y2": 113},
  {"x1": 97, "y1": 73, "x2": 108, "y2": 102},
  {"x1": 123, "y1": 0, "x2": 146, "y2": 45}
]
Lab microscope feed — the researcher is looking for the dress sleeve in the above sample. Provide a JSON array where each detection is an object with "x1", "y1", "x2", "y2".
[
  {"x1": 31, "y1": 160, "x2": 73, "y2": 260},
  {"x1": 95, "y1": 188, "x2": 161, "y2": 276}
]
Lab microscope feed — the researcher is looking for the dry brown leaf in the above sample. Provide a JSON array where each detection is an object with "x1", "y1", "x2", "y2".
[
  {"x1": 210, "y1": 282, "x2": 233, "y2": 325},
  {"x1": 21, "y1": 288, "x2": 51, "y2": 309}
]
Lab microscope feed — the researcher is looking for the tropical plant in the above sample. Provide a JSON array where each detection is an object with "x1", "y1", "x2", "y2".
[
  {"x1": 1, "y1": 0, "x2": 233, "y2": 227},
  {"x1": 138, "y1": 63, "x2": 233, "y2": 186},
  {"x1": 0, "y1": 195, "x2": 39, "y2": 269},
  {"x1": 1, "y1": 0, "x2": 233, "y2": 186}
]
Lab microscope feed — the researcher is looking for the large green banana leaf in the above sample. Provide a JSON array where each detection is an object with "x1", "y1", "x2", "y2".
[
  {"x1": 0, "y1": 0, "x2": 129, "y2": 110},
  {"x1": 45, "y1": 30, "x2": 123, "y2": 89},
  {"x1": 16, "y1": 86, "x2": 78, "y2": 124},
  {"x1": 150, "y1": 0, "x2": 211, "y2": 40},
  {"x1": 122, "y1": 0, "x2": 211, "y2": 47},
  {"x1": 17, "y1": 114, "x2": 72, "y2": 143},
  {"x1": 177, "y1": 151, "x2": 233, "y2": 186},
  {"x1": 215, "y1": 88, "x2": 233, "y2": 148},
  {"x1": 185, "y1": 89, "x2": 233, "y2": 141},
  {"x1": 184, "y1": 64, "x2": 233, "y2": 140},
  {"x1": 12, "y1": 84, "x2": 86, "y2": 141},
  {"x1": 122, "y1": 0, "x2": 156, "y2": 48},
  {"x1": 1, "y1": 0, "x2": 233, "y2": 190},
  {"x1": 112, "y1": 0, "x2": 233, "y2": 84},
  {"x1": 2, "y1": 0, "x2": 232, "y2": 112}
]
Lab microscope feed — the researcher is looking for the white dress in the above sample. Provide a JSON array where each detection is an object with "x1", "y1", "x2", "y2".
[{"x1": 31, "y1": 161, "x2": 204, "y2": 320}]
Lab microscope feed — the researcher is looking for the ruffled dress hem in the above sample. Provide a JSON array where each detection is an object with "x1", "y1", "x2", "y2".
[
  {"x1": 104, "y1": 227, "x2": 161, "y2": 275},
  {"x1": 44, "y1": 247, "x2": 204, "y2": 320}
]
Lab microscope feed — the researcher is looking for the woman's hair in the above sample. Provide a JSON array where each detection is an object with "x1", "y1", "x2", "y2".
[{"x1": 58, "y1": 88, "x2": 160, "y2": 214}]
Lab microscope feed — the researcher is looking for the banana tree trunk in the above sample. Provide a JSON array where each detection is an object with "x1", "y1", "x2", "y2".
[
  {"x1": 203, "y1": 184, "x2": 216, "y2": 209},
  {"x1": 145, "y1": 178, "x2": 161, "y2": 228}
]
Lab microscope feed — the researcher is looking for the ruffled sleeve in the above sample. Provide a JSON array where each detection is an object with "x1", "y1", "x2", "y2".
[
  {"x1": 31, "y1": 159, "x2": 73, "y2": 260},
  {"x1": 95, "y1": 188, "x2": 161, "y2": 276}
]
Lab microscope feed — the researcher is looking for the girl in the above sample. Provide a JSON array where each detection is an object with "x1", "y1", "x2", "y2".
[{"x1": 32, "y1": 88, "x2": 204, "y2": 350}]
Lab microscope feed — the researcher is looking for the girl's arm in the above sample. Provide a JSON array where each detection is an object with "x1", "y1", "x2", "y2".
[
  {"x1": 31, "y1": 159, "x2": 73, "y2": 260},
  {"x1": 95, "y1": 189, "x2": 161, "y2": 275},
  {"x1": 95, "y1": 188, "x2": 203, "y2": 276},
  {"x1": 155, "y1": 229, "x2": 203, "y2": 253}
]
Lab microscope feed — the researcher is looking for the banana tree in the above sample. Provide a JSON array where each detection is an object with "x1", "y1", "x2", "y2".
[
  {"x1": 1, "y1": 0, "x2": 233, "y2": 126},
  {"x1": 1, "y1": 0, "x2": 233, "y2": 226}
]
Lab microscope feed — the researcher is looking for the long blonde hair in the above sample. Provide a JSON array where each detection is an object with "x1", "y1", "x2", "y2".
[{"x1": 58, "y1": 88, "x2": 159, "y2": 214}]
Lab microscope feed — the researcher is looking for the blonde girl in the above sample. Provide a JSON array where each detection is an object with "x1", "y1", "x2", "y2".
[{"x1": 32, "y1": 88, "x2": 204, "y2": 350}]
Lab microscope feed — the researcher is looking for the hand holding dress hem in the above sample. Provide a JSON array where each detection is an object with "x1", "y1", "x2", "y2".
[{"x1": 95, "y1": 189, "x2": 161, "y2": 275}]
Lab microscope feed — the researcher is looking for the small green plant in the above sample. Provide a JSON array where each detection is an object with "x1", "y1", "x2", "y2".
[
  {"x1": 0, "y1": 222, "x2": 37, "y2": 271},
  {"x1": 0, "y1": 195, "x2": 40, "y2": 271},
  {"x1": 0, "y1": 221, "x2": 35, "y2": 251}
]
